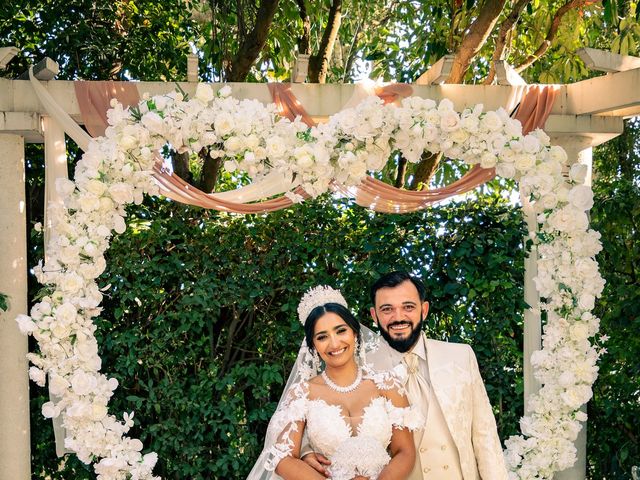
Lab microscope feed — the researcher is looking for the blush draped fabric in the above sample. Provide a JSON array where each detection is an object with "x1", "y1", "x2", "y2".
[{"x1": 74, "y1": 82, "x2": 558, "y2": 214}]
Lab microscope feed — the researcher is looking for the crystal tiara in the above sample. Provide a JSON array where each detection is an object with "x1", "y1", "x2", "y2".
[{"x1": 297, "y1": 285, "x2": 348, "y2": 325}]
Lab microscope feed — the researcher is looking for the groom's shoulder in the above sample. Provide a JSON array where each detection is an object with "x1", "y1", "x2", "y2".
[{"x1": 426, "y1": 337, "x2": 474, "y2": 355}]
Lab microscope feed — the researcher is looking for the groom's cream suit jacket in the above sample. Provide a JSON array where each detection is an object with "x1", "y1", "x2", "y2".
[{"x1": 368, "y1": 334, "x2": 508, "y2": 480}]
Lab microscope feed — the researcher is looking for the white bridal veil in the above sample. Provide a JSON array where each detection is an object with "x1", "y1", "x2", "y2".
[{"x1": 246, "y1": 324, "x2": 381, "y2": 480}]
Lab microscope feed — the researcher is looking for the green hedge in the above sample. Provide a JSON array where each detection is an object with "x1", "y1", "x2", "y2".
[{"x1": 29, "y1": 193, "x2": 527, "y2": 479}]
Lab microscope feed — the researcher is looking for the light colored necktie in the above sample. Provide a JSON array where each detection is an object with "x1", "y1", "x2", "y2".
[{"x1": 403, "y1": 352, "x2": 430, "y2": 422}]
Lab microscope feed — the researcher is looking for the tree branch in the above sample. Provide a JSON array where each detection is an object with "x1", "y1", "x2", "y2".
[
  {"x1": 226, "y1": 0, "x2": 280, "y2": 81},
  {"x1": 484, "y1": 0, "x2": 532, "y2": 84},
  {"x1": 308, "y1": 0, "x2": 343, "y2": 83},
  {"x1": 446, "y1": 0, "x2": 508, "y2": 83},
  {"x1": 515, "y1": 0, "x2": 593, "y2": 73},
  {"x1": 296, "y1": 0, "x2": 311, "y2": 54}
]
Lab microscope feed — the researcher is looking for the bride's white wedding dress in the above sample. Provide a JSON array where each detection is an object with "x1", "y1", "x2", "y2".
[{"x1": 263, "y1": 368, "x2": 422, "y2": 480}]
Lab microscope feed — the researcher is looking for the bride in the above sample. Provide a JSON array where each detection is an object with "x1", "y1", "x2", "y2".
[{"x1": 248, "y1": 286, "x2": 421, "y2": 480}]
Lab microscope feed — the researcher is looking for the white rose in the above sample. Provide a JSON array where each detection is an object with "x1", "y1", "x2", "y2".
[
  {"x1": 569, "y1": 322, "x2": 590, "y2": 341},
  {"x1": 119, "y1": 135, "x2": 138, "y2": 150},
  {"x1": 141, "y1": 111, "x2": 164, "y2": 133},
  {"x1": 214, "y1": 112, "x2": 235, "y2": 136},
  {"x1": 479, "y1": 152, "x2": 497, "y2": 169},
  {"x1": 540, "y1": 192, "x2": 558, "y2": 210},
  {"x1": 568, "y1": 185, "x2": 594, "y2": 211},
  {"x1": 41, "y1": 401, "x2": 60, "y2": 418},
  {"x1": 49, "y1": 374, "x2": 70, "y2": 396},
  {"x1": 85, "y1": 179, "x2": 107, "y2": 196},
  {"x1": 495, "y1": 162, "x2": 516, "y2": 179},
  {"x1": 460, "y1": 115, "x2": 479, "y2": 133},
  {"x1": 29, "y1": 366, "x2": 46, "y2": 386},
  {"x1": 514, "y1": 153, "x2": 537, "y2": 172},
  {"x1": 523, "y1": 135, "x2": 541, "y2": 153},
  {"x1": 549, "y1": 145, "x2": 568, "y2": 164},
  {"x1": 266, "y1": 136, "x2": 286, "y2": 158},
  {"x1": 440, "y1": 110, "x2": 460, "y2": 132},
  {"x1": 113, "y1": 214, "x2": 127, "y2": 234},
  {"x1": 224, "y1": 136, "x2": 242, "y2": 152},
  {"x1": 16, "y1": 314, "x2": 37, "y2": 334},
  {"x1": 578, "y1": 293, "x2": 595, "y2": 311},
  {"x1": 51, "y1": 321, "x2": 71, "y2": 339},
  {"x1": 108, "y1": 182, "x2": 135, "y2": 204},
  {"x1": 195, "y1": 83, "x2": 214, "y2": 103},
  {"x1": 79, "y1": 194, "x2": 101, "y2": 212},
  {"x1": 55, "y1": 178, "x2": 76, "y2": 198},
  {"x1": 71, "y1": 371, "x2": 98, "y2": 396},
  {"x1": 481, "y1": 111, "x2": 503, "y2": 131},
  {"x1": 569, "y1": 163, "x2": 588, "y2": 184},
  {"x1": 55, "y1": 302, "x2": 77, "y2": 323},
  {"x1": 90, "y1": 403, "x2": 109, "y2": 421},
  {"x1": 59, "y1": 272, "x2": 84, "y2": 293}
]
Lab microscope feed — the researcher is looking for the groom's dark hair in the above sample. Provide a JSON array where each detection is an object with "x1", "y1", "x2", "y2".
[
  {"x1": 304, "y1": 303, "x2": 360, "y2": 351},
  {"x1": 369, "y1": 271, "x2": 427, "y2": 306}
]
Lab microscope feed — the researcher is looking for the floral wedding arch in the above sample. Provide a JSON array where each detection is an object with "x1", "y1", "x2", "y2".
[{"x1": 16, "y1": 84, "x2": 605, "y2": 479}]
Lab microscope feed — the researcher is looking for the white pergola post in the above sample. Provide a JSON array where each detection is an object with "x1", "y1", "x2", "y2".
[
  {"x1": 550, "y1": 135, "x2": 594, "y2": 480},
  {"x1": 0, "y1": 133, "x2": 31, "y2": 480}
]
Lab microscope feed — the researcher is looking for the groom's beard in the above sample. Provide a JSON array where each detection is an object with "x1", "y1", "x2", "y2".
[{"x1": 378, "y1": 316, "x2": 424, "y2": 353}]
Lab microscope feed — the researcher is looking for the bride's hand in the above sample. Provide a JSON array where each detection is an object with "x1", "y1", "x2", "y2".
[{"x1": 302, "y1": 452, "x2": 331, "y2": 477}]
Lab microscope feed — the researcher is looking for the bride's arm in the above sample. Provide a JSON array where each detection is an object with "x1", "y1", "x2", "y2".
[
  {"x1": 275, "y1": 420, "x2": 328, "y2": 480},
  {"x1": 377, "y1": 389, "x2": 416, "y2": 480}
]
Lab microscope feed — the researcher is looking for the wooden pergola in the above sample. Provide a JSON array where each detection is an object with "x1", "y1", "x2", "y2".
[{"x1": 0, "y1": 48, "x2": 638, "y2": 480}]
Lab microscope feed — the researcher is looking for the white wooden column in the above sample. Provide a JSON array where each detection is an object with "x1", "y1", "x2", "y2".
[
  {"x1": 551, "y1": 135, "x2": 594, "y2": 480},
  {"x1": 0, "y1": 133, "x2": 31, "y2": 480},
  {"x1": 522, "y1": 203, "x2": 542, "y2": 409}
]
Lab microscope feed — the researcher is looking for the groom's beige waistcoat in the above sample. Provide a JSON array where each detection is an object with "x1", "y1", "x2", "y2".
[{"x1": 368, "y1": 334, "x2": 508, "y2": 480}]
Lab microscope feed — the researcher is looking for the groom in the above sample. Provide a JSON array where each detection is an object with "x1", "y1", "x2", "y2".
[{"x1": 305, "y1": 271, "x2": 509, "y2": 479}]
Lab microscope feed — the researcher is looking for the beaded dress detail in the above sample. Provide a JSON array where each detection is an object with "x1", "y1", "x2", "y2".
[{"x1": 264, "y1": 367, "x2": 423, "y2": 480}]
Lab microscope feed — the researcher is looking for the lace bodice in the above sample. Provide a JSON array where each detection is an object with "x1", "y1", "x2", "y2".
[{"x1": 264, "y1": 368, "x2": 422, "y2": 480}]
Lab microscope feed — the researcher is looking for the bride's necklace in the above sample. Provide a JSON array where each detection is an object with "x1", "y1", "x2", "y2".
[{"x1": 322, "y1": 367, "x2": 362, "y2": 393}]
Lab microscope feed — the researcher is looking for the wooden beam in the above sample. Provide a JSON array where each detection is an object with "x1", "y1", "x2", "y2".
[
  {"x1": 565, "y1": 67, "x2": 640, "y2": 117},
  {"x1": 0, "y1": 46, "x2": 19, "y2": 70},
  {"x1": 577, "y1": 47, "x2": 640, "y2": 73},
  {"x1": 187, "y1": 54, "x2": 198, "y2": 82},
  {"x1": 415, "y1": 55, "x2": 455, "y2": 85},
  {"x1": 17, "y1": 57, "x2": 59, "y2": 81}
]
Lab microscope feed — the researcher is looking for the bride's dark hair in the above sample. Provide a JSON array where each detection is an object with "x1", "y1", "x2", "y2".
[{"x1": 304, "y1": 303, "x2": 360, "y2": 351}]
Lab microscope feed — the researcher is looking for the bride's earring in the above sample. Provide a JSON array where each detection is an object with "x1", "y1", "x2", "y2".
[{"x1": 311, "y1": 348, "x2": 321, "y2": 372}]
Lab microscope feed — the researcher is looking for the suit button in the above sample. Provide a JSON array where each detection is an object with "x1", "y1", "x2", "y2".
[
  {"x1": 441, "y1": 444, "x2": 447, "y2": 451},
  {"x1": 443, "y1": 465, "x2": 450, "y2": 470},
  {"x1": 423, "y1": 467, "x2": 430, "y2": 473},
  {"x1": 420, "y1": 447, "x2": 426, "y2": 453}
]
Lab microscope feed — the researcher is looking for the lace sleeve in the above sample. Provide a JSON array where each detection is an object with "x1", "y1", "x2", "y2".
[
  {"x1": 263, "y1": 381, "x2": 309, "y2": 471},
  {"x1": 381, "y1": 384, "x2": 425, "y2": 432},
  {"x1": 363, "y1": 364, "x2": 408, "y2": 393}
]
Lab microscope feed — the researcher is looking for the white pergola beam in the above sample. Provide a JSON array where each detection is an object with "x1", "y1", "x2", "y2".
[
  {"x1": 17, "y1": 57, "x2": 59, "y2": 81},
  {"x1": 187, "y1": 54, "x2": 198, "y2": 82},
  {"x1": 577, "y1": 47, "x2": 640, "y2": 73},
  {"x1": 292, "y1": 53, "x2": 310, "y2": 83},
  {"x1": 0, "y1": 112, "x2": 43, "y2": 143},
  {"x1": 0, "y1": 46, "x2": 19, "y2": 70},
  {"x1": 565, "y1": 67, "x2": 640, "y2": 117},
  {"x1": 495, "y1": 60, "x2": 527, "y2": 86},
  {"x1": 415, "y1": 54, "x2": 456, "y2": 85}
]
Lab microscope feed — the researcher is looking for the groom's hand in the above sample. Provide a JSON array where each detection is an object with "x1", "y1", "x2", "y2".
[{"x1": 302, "y1": 452, "x2": 331, "y2": 477}]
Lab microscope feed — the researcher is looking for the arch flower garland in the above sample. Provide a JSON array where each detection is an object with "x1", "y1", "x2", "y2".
[{"x1": 16, "y1": 84, "x2": 605, "y2": 479}]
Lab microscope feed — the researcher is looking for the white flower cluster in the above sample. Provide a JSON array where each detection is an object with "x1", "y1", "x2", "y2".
[{"x1": 17, "y1": 84, "x2": 604, "y2": 479}]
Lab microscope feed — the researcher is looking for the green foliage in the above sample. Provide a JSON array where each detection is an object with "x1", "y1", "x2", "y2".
[
  {"x1": 587, "y1": 119, "x2": 640, "y2": 479},
  {"x1": 29, "y1": 193, "x2": 526, "y2": 479}
]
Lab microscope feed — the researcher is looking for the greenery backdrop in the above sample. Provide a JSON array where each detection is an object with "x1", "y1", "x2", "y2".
[{"x1": 1, "y1": 0, "x2": 638, "y2": 478}]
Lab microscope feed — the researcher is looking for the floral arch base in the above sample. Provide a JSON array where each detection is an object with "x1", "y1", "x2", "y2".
[{"x1": 17, "y1": 85, "x2": 605, "y2": 479}]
